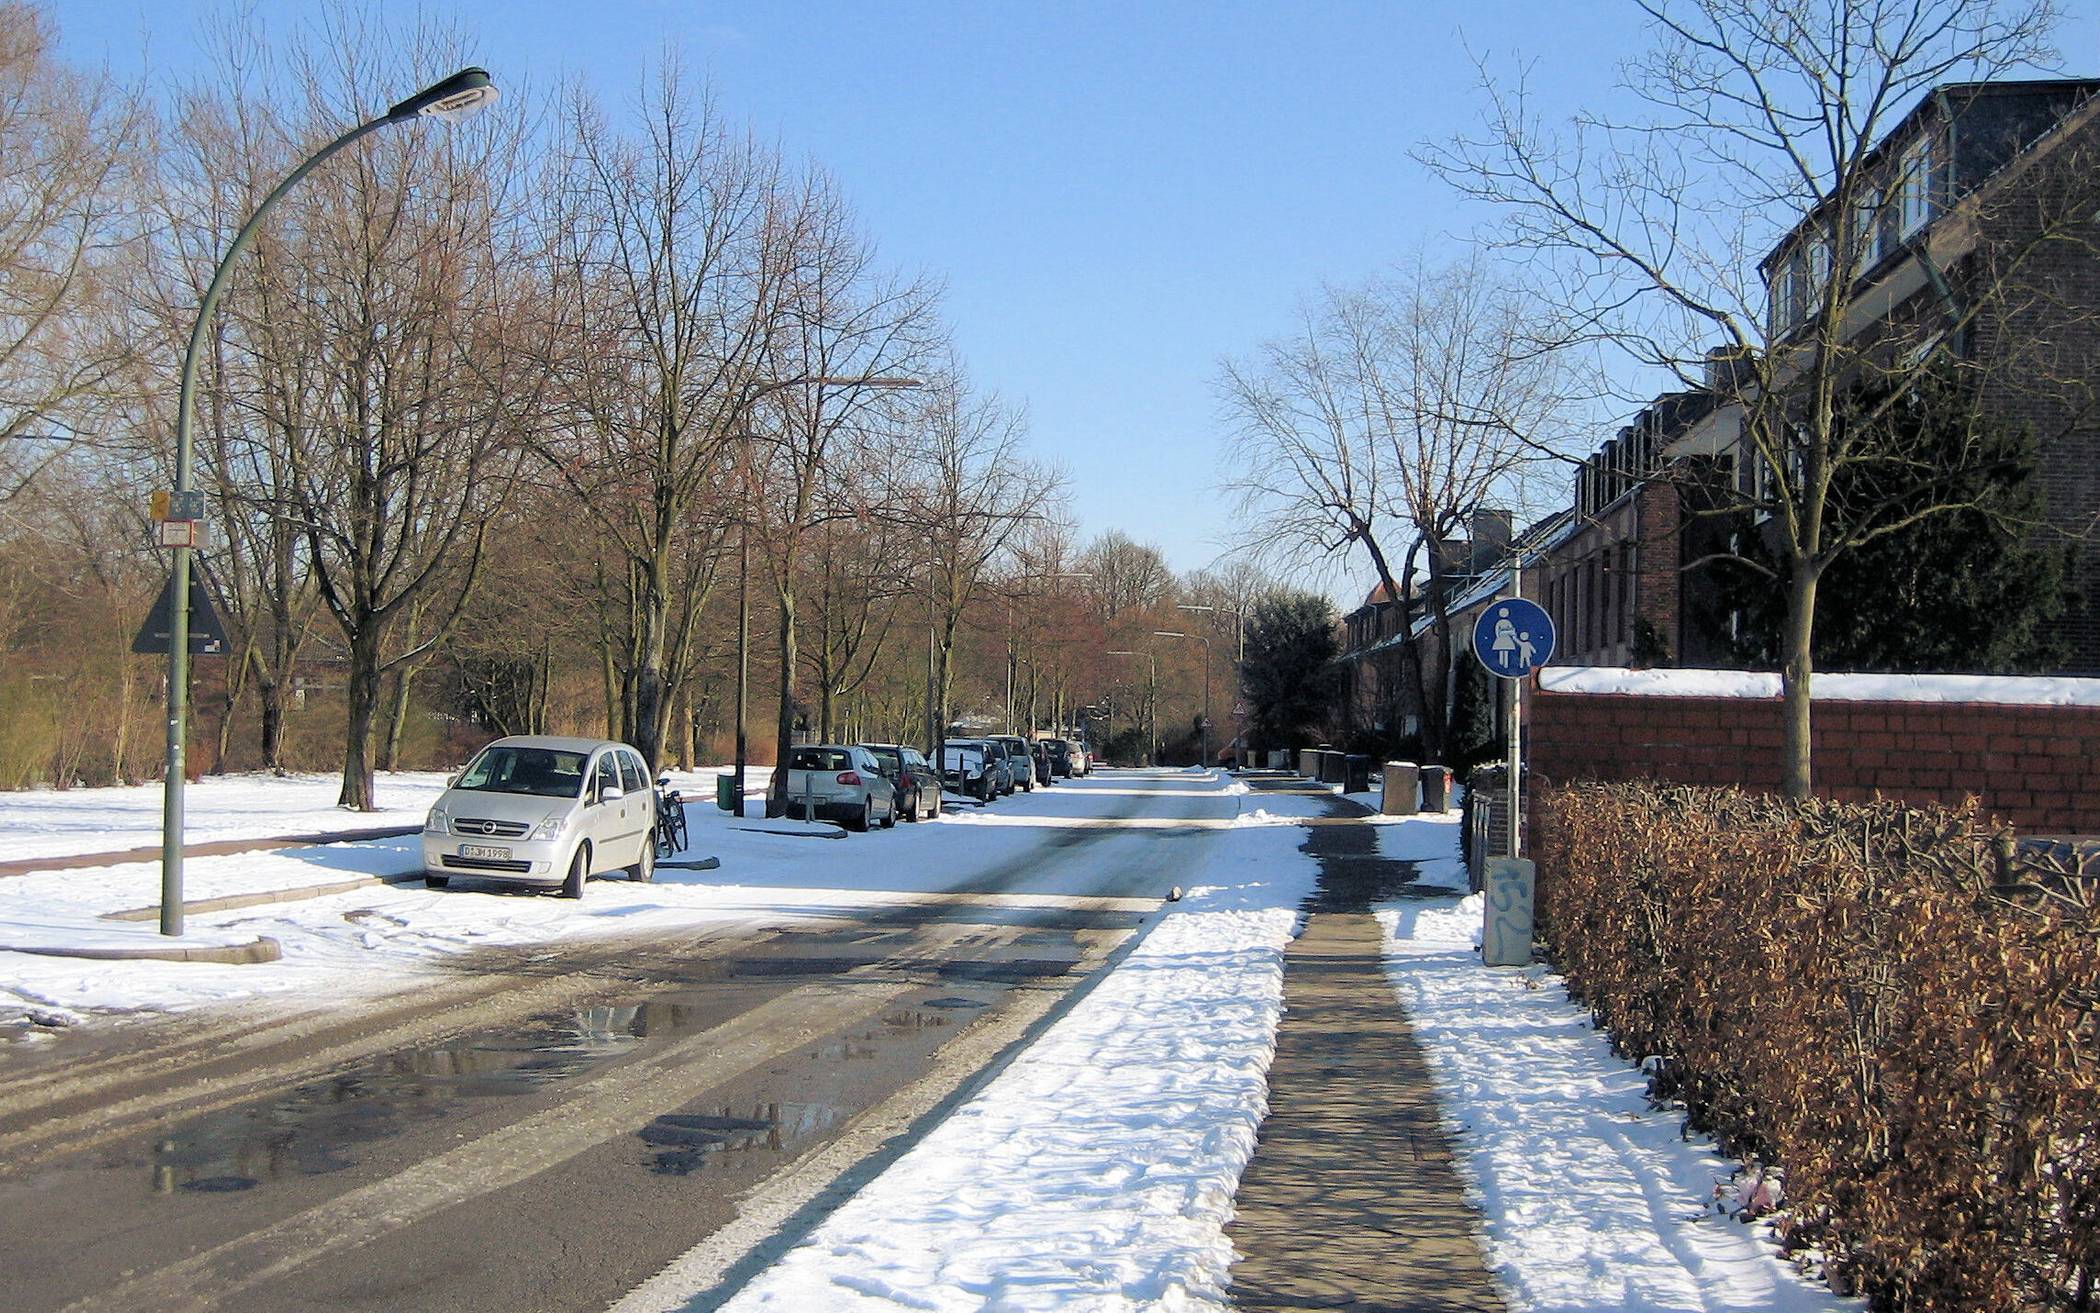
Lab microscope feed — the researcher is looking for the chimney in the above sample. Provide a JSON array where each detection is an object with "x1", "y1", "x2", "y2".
[
  {"x1": 1470, "y1": 507, "x2": 1512, "y2": 568},
  {"x1": 1703, "y1": 345, "x2": 1752, "y2": 393}
]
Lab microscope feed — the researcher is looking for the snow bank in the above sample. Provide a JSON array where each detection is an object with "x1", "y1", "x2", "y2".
[
  {"x1": 1369, "y1": 814, "x2": 1469, "y2": 889},
  {"x1": 1376, "y1": 896, "x2": 1857, "y2": 1313},
  {"x1": 1541, "y1": 666, "x2": 2100, "y2": 707},
  {"x1": 718, "y1": 799, "x2": 1325, "y2": 1312}
]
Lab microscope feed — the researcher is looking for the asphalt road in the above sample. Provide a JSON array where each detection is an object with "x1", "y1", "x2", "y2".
[{"x1": 0, "y1": 770, "x2": 1236, "y2": 1313}]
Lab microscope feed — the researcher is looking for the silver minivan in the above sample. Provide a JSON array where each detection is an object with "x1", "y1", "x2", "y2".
[{"x1": 422, "y1": 735, "x2": 658, "y2": 897}]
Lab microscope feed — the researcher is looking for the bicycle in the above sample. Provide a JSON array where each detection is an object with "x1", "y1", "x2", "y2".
[{"x1": 654, "y1": 774, "x2": 689, "y2": 857}]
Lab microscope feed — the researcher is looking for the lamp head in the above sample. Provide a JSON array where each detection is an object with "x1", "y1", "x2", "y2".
[{"x1": 387, "y1": 68, "x2": 497, "y2": 123}]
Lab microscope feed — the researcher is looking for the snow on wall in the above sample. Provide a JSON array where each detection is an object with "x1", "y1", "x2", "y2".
[{"x1": 1539, "y1": 666, "x2": 2100, "y2": 708}]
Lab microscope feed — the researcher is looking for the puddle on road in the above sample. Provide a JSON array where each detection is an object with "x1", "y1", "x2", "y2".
[{"x1": 127, "y1": 987, "x2": 998, "y2": 1199}]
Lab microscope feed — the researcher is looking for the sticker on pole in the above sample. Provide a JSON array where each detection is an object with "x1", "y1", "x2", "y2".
[{"x1": 1472, "y1": 597, "x2": 1555, "y2": 679}]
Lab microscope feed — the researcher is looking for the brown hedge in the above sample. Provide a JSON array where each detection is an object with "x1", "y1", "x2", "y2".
[{"x1": 1533, "y1": 782, "x2": 2100, "y2": 1311}]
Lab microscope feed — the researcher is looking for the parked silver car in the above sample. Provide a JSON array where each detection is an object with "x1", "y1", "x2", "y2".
[
  {"x1": 422, "y1": 735, "x2": 657, "y2": 897},
  {"x1": 776, "y1": 744, "x2": 898, "y2": 831}
]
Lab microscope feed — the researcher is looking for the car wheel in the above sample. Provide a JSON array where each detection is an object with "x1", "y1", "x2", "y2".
[
  {"x1": 627, "y1": 835, "x2": 655, "y2": 883},
  {"x1": 884, "y1": 798, "x2": 899, "y2": 828},
  {"x1": 561, "y1": 844, "x2": 589, "y2": 899},
  {"x1": 928, "y1": 792, "x2": 941, "y2": 818},
  {"x1": 849, "y1": 798, "x2": 872, "y2": 832},
  {"x1": 424, "y1": 874, "x2": 450, "y2": 890},
  {"x1": 903, "y1": 794, "x2": 919, "y2": 822}
]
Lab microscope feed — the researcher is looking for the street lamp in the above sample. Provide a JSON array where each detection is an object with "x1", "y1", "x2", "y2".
[
  {"x1": 158, "y1": 67, "x2": 497, "y2": 936},
  {"x1": 1105, "y1": 649, "x2": 1156, "y2": 766},
  {"x1": 1152, "y1": 630, "x2": 1211, "y2": 768},
  {"x1": 728, "y1": 374, "x2": 921, "y2": 816},
  {"x1": 1178, "y1": 602, "x2": 1245, "y2": 761}
]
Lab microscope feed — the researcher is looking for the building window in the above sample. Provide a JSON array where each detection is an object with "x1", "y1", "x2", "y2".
[
  {"x1": 1899, "y1": 134, "x2": 1934, "y2": 237},
  {"x1": 1623, "y1": 543, "x2": 1638, "y2": 646}
]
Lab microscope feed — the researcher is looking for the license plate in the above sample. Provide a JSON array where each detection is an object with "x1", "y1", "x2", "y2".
[{"x1": 459, "y1": 844, "x2": 510, "y2": 861}]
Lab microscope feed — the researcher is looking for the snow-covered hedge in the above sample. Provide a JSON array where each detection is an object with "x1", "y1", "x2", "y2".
[{"x1": 1533, "y1": 782, "x2": 2099, "y2": 1312}]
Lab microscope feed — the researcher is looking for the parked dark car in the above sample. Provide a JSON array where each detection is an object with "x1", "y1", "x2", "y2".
[
  {"x1": 1030, "y1": 740, "x2": 1054, "y2": 786},
  {"x1": 1043, "y1": 738, "x2": 1074, "y2": 778},
  {"x1": 988, "y1": 735, "x2": 1035, "y2": 792},
  {"x1": 861, "y1": 743, "x2": 943, "y2": 821},
  {"x1": 941, "y1": 739, "x2": 997, "y2": 801}
]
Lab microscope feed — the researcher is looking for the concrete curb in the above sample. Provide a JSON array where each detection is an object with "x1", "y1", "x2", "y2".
[
  {"x1": 0, "y1": 826, "x2": 422, "y2": 879},
  {"x1": 99, "y1": 870, "x2": 423, "y2": 923},
  {"x1": 1, "y1": 936, "x2": 283, "y2": 964}
]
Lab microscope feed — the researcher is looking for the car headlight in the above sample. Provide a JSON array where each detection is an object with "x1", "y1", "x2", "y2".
[
  {"x1": 425, "y1": 806, "x2": 450, "y2": 835},
  {"x1": 532, "y1": 813, "x2": 569, "y2": 841}
]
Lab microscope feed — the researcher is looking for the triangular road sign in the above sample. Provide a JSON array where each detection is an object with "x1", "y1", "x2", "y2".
[{"x1": 132, "y1": 572, "x2": 229, "y2": 656}]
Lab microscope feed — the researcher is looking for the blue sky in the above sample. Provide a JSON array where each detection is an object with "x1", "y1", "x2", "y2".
[{"x1": 60, "y1": 1, "x2": 2100, "y2": 587}]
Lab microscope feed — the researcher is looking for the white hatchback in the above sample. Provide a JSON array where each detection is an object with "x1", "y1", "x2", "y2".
[{"x1": 421, "y1": 735, "x2": 658, "y2": 897}]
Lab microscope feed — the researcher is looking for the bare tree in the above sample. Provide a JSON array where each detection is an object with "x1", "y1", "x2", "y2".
[
  {"x1": 533, "y1": 69, "x2": 790, "y2": 770},
  {"x1": 895, "y1": 373, "x2": 1059, "y2": 764},
  {"x1": 747, "y1": 170, "x2": 935, "y2": 807},
  {"x1": 1220, "y1": 253, "x2": 1570, "y2": 760},
  {"x1": 248, "y1": 23, "x2": 538, "y2": 808},
  {"x1": 1418, "y1": 0, "x2": 2075, "y2": 796},
  {"x1": 0, "y1": 4, "x2": 139, "y2": 507}
]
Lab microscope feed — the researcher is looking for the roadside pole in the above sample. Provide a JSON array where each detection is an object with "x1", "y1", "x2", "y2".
[{"x1": 1471, "y1": 593, "x2": 1555, "y2": 965}]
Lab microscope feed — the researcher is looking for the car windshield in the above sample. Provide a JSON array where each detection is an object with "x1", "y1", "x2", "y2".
[
  {"x1": 454, "y1": 746, "x2": 588, "y2": 798},
  {"x1": 790, "y1": 748, "x2": 853, "y2": 772}
]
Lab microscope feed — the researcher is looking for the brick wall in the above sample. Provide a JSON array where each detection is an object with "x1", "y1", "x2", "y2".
[{"x1": 1528, "y1": 687, "x2": 2100, "y2": 834}]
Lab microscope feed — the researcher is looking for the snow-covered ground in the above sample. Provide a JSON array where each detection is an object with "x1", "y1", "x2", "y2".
[
  {"x1": 0, "y1": 770, "x2": 1201, "y2": 1029},
  {"x1": 3, "y1": 766, "x2": 1853, "y2": 1310},
  {"x1": 0, "y1": 765, "x2": 781, "y2": 863},
  {"x1": 1378, "y1": 895, "x2": 1856, "y2": 1312},
  {"x1": 713, "y1": 784, "x2": 1330, "y2": 1313},
  {"x1": 0, "y1": 770, "x2": 453, "y2": 862}
]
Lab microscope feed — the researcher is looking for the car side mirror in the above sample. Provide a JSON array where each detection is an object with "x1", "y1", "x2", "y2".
[{"x1": 601, "y1": 785, "x2": 625, "y2": 803}]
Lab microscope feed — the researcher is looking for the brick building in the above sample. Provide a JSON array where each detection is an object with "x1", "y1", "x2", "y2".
[
  {"x1": 1754, "y1": 77, "x2": 2100, "y2": 669},
  {"x1": 1334, "y1": 77, "x2": 2100, "y2": 756}
]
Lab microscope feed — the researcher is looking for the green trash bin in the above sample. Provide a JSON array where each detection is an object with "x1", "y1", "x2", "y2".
[{"x1": 716, "y1": 773, "x2": 737, "y2": 813}]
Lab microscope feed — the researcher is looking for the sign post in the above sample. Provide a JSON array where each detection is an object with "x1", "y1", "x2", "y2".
[{"x1": 1470, "y1": 595, "x2": 1555, "y2": 857}]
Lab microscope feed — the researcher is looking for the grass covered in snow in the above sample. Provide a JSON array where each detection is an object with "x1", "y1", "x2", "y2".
[{"x1": 1377, "y1": 896, "x2": 1858, "y2": 1312}]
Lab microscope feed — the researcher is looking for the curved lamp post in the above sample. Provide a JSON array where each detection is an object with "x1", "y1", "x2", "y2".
[{"x1": 159, "y1": 68, "x2": 497, "y2": 936}]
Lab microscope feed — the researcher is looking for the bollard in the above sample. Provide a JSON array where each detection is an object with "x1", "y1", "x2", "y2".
[
  {"x1": 1481, "y1": 857, "x2": 1535, "y2": 966},
  {"x1": 1381, "y1": 761, "x2": 1417, "y2": 815},
  {"x1": 1420, "y1": 764, "x2": 1452, "y2": 812}
]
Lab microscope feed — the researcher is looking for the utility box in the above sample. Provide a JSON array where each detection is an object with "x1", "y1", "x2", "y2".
[
  {"x1": 1420, "y1": 764, "x2": 1453, "y2": 812},
  {"x1": 1482, "y1": 858, "x2": 1536, "y2": 967},
  {"x1": 1381, "y1": 762, "x2": 1417, "y2": 815}
]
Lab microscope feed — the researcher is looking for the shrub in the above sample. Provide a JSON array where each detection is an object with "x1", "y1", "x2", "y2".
[{"x1": 1533, "y1": 782, "x2": 2100, "y2": 1311}]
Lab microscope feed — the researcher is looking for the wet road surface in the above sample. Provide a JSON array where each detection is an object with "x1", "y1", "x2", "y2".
[{"x1": 0, "y1": 771, "x2": 1231, "y2": 1313}]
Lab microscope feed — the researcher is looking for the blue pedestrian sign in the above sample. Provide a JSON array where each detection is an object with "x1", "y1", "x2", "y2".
[{"x1": 1472, "y1": 598, "x2": 1555, "y2": 679}]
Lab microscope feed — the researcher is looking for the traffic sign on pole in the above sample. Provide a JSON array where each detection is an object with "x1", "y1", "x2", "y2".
[
  {"x1": 132, "y1": 572, "x2": 228, "y2": 656},
  {"x1": 1472, "y1": 598, "x2": 1556, "y2": 679}
]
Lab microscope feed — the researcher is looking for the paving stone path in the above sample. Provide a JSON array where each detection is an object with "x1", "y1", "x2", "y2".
[{"x1": 1226, "y1": 780, "x2": 1506, "y2": 1312}]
